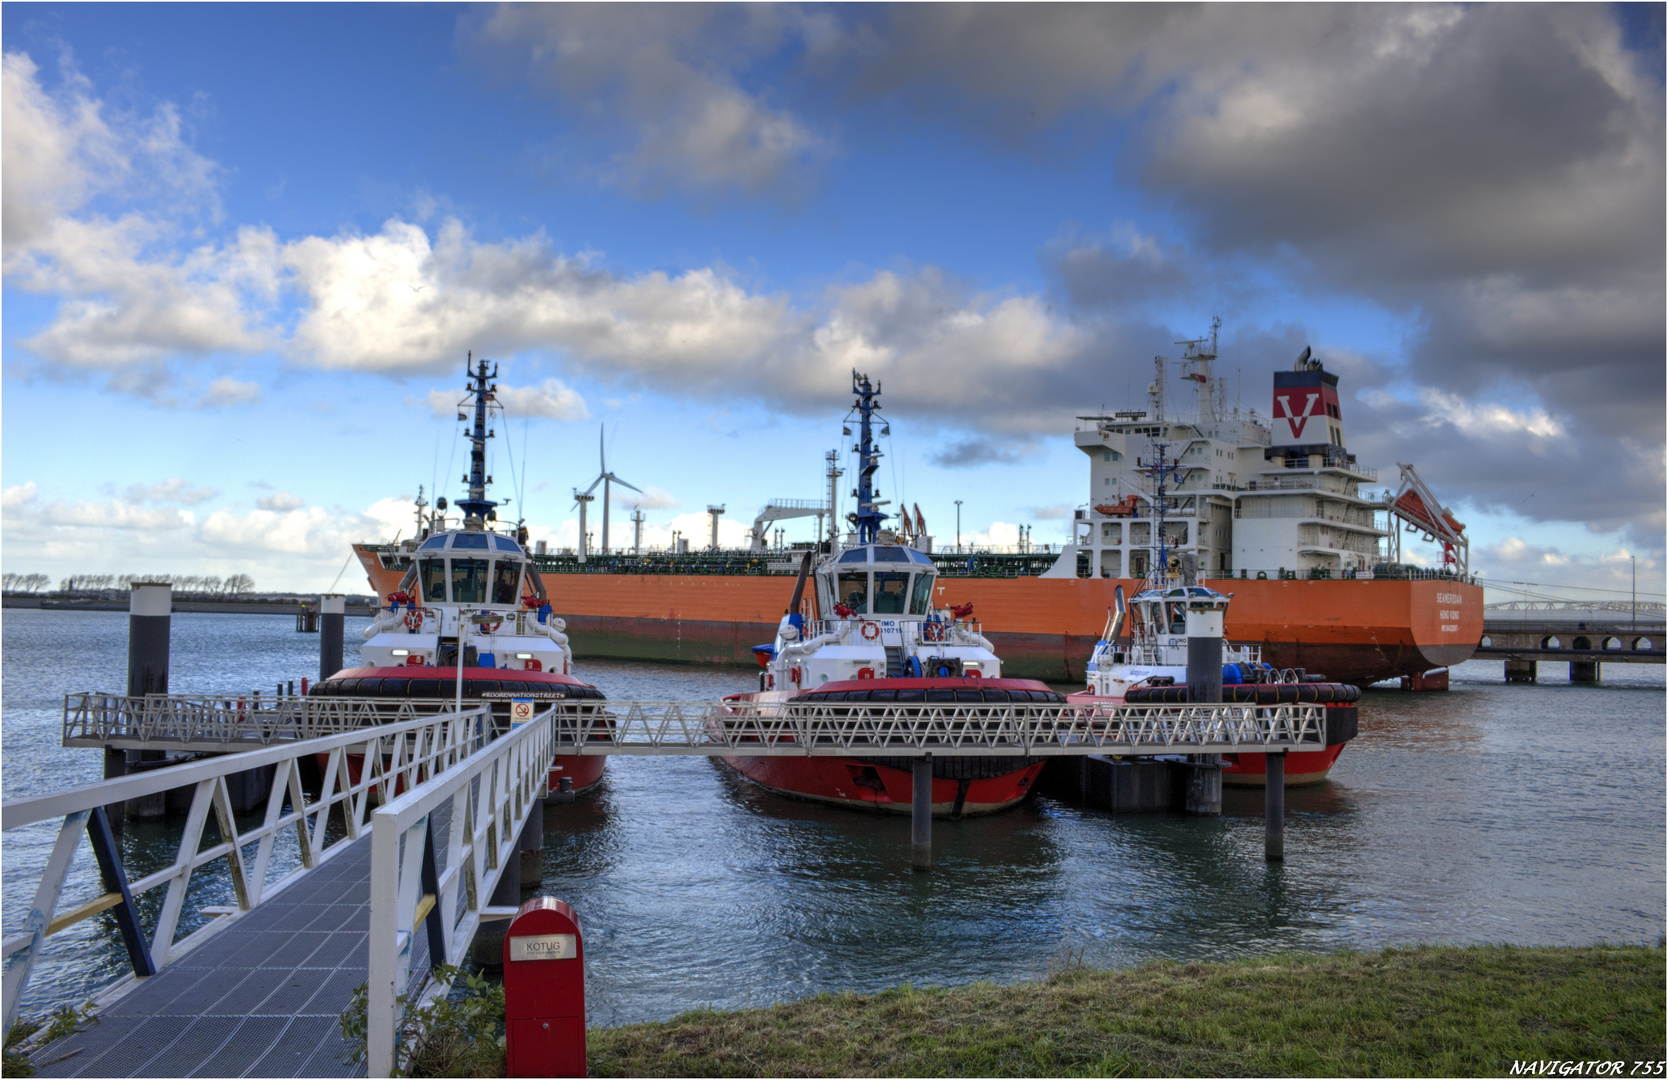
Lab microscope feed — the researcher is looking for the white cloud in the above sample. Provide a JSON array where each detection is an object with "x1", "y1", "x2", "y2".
[
  {"x1": 614, "y1": 485, "x2": 676, "y2": 510},
  {"x1": 1415, "y1": 389, "x2": 1564, "y2": 441},
  {"x1": 496, "y1": 378, "x2": 590, "y2": 421},
  {"x1": 199, "y1": 376, "x2": 261, "y2": 409},
  {"x1": 255, "y1": 491, "x2": 304, "y2": 512},
  {"x1": 3, "y1": 53, "x2": 274, "y2": 368},
  {"x1": 125, "y1": 479, "x2": 219, "y2": 505}
]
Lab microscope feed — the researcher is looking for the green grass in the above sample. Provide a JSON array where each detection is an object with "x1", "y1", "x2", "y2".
[{"x1": 583, "y1": 945, "x2": 1665, "y2": 1077}]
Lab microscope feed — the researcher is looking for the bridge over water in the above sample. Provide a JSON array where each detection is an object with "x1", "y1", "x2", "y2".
[{"x1": 1475, "y1": 601, "x2": 1662, "y2": 682}]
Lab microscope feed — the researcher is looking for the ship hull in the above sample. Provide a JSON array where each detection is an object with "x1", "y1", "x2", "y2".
[
  {"x1": 718, "y1": 753, "x2": 1046, "y2": 816},
  {"x1": 1219, "y1": 746, "x2": 1345, "y2": 787},
  {"x1": 354, "y1": 546, "x2": 1480, "y2": 685}
]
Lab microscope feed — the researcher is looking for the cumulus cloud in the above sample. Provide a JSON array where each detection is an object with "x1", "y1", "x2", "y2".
[
  {"x1": 3, "y1": 53, "x2": 275, "y2": 369},
  {"x1": 461, "y1": 5, "x2": 833, "y2": 202}
]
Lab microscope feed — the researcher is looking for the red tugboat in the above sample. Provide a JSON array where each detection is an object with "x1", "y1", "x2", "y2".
[
  {"x1": 720, "y1": 372, "x2": 1057, "y2": 816},
  {"x1": 313, "y1": 355, "x2": 606, "y2": 797}
]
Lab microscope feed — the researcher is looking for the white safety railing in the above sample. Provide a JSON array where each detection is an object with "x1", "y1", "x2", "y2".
[
  {"x1": 367, "y1": 708, "x2": 554, "y2": 1078},
  {"x1": 544, "y1": 699, "x2": 1330, "y2": 756},
  {"x1": 62, "y1": 693, "x2": 486, "y2": 750},
  {"x1": 1, "y1": 705, "x2": 491, "y2": 1034}
]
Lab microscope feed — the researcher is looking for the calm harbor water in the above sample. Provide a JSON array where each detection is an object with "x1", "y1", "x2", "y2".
[{"x1": 3, "y1": 607, "x2": 1664, "y2": 1024}]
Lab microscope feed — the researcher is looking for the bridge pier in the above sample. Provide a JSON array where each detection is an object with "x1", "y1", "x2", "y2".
[
  {"x1": 1570, "y1": 660, "x2": 1600, "y2": 683},
  {"x1": 1504, "y1": 659, "x2": 1537, "y2": 684}
]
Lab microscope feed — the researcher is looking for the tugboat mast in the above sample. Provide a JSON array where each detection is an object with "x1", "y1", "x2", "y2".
[
  {"x1": 850, "y1": 371, "x2": 887, "y2": 545},
  {"x1": 456, "y1": 352, "x2": 499, "y2": 528}
]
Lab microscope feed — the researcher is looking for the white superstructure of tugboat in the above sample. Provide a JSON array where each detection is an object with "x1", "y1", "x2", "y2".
[
  {"x1": 721, "y1": 372, "x2": 1059, "y2": 816},
  {"x1": 314, "y1": 354, "x2": 606, "y2": 796},
  {"x1": 1071, "y1": 579, "x2": 1361, "y2": 786}
]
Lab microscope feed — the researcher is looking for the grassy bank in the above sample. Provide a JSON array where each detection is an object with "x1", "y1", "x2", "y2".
[{"x1": 402, "y1": 944, "x2": 1665, "y2": 1077}]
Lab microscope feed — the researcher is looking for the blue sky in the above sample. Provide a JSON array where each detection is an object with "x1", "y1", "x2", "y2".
[{"x1": 3, "y1": 3, "x2": 1663, "y2": 601}]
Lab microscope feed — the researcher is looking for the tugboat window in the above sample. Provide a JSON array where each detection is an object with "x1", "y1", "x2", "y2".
[
  {"x1": 452, "y1": 558, "x2": 490, "y2": 603},
  {"x1": 838, "y1": 549, "x2": 869, "y2": 564},
  {"x1": 873, "y1": 572, "x2": 909, "y2": 614},
  {"x1": 873, "y1": 547, "x2": 910, "y2": 563},
  {"x1": 419, "y1": 558, "x2": 447, "y2": 603},
  {"x1": 837, "y1": 572, "x2": 869, "y2": 614},
  {"x1": 491, "y1": 561, "x2": 520, "y2": 605},
  {"x1": 419, "y1": 535, "x2": 447, "y2": 550},
  {"x1": 909, "y1": 573, "x2": 934, "y2": 615},
  {"x1": 452, "y1": 533, "x2": 490, "y2": 549}
]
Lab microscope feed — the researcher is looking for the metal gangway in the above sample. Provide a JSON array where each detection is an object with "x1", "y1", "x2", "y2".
[{"x1": 12, "y1": 694, "x2": 1332, "y2": 1077}]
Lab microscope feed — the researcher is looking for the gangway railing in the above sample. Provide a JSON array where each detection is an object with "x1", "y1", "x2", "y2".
[
  {"x1": 62, "y1": 693, "x2": 486, "y2": 751},
  {"x1": 366, "y1": 707, "x2": 553, "y2": 1078},
  {"x1": 2, "y1": 705, "x2": 492, "y2": 1035},
  {"x1": 542, "y1": 699, "x2": 1330, "y2": 756}
]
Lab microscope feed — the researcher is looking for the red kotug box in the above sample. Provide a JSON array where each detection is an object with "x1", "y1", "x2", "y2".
[{"x1": 503, "y1": 897, "x2": 586, "y2": 1077}]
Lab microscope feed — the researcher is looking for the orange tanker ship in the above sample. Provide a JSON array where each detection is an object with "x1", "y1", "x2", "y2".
[{"x1": 355, "y1": 328, "x2": 1481, "y2": 686}]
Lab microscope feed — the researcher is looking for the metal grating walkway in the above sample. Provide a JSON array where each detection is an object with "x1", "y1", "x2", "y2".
[{"x1": 30, "y1": 832, "x2": 433, "y2": 1079}]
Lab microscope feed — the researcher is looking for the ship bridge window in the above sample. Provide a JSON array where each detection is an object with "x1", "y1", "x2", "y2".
[
  {"x1": 419, "y1": 536, "x2": 447, "y2": 551},
  {"x1": 452, "y1": 533, "x2": 490, "y2": 549},
  {"x1": 838, "y1": 549, "x2": 869, "y2": 564},
  {"x1": 419, "y1": 558, "x2": 447, "y2": 603},
  {"x1": 1164, "y1": 602, "x2": 1186, "y2": 635},
  {"x1": 873, "y1": 547, "x2": 910, "y2": 563},
  {"x1": 491, "y1": 561, "x2": 521, "y2": 605},
  {"x1": 910, "y1": 572, "x2": 935, "y2": 615},
  {"x1": 874, "y1": 572, "x2": 910, "y2": 614},
  {"x1": 451, "y1": 558, "x2": 490, "y2": 603},
  {"x1": 837, "y1": 572, "x2": 869, "y2": 614},
  {"x1": 909, "y1": 548, "x2": 933, "y2": 564},
  {"x1": 493, "y1": 535, "x2": 522, "y2": 553}
]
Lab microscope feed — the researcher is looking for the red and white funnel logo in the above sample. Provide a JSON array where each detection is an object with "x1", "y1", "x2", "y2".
[{"x1": 1274, "y1": 390, "x2": 1320, "y2": 439}]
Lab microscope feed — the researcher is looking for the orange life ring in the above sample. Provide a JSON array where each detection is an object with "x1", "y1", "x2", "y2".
[
  {"x1": 860, "y1": 621, "x2": 880, "y2": 641},
  {"x1": 403, "y1": 607, "x2": 424, "y2": 631},
  {"x1": 922, "y1": 621, "x2": 945, "y2": 642}
]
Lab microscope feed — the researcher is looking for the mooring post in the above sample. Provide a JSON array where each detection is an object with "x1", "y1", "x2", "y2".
[
  {"x1": 518, "y1": 804, "x2": 545, "y2": 886},
  {"x1": 319, "y1": 594, "x2": 345, "y2": 683},
  {"x1": 124, "y1": 582, "x2": 173, "y2": 823},
  {"x1": 1264, "y1": 752, "x2": 1285, "y2": 861},
  {"x1": 1184, "y1": 602, "x2": 1225, "y2": 815},
  {"x1": 911, "y1": 755, "x2": 933, "y2": 871}
]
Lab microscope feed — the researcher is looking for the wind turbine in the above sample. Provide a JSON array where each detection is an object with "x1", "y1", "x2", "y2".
[{"x1": 578, "y1": 425, "x2": 642, "y2": 554}]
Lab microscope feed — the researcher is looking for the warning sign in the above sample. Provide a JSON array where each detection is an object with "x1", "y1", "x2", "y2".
[{"x1": 510, "y1": 698, "x2": 534, "y2": 724}]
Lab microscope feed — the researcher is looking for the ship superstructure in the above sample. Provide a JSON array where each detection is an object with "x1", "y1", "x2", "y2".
[{"x1": 1072, "y1": 321, "x2": 1388, "y2": 582}]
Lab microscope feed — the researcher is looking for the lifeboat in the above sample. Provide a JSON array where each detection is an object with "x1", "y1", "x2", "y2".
[{"x1": 1069, "y1": 583, "x2": 1359, "y2": 786}]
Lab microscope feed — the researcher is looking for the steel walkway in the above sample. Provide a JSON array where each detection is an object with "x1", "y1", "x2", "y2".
[{"x1": 32, "y1": 834, "x2": 389, "y2": 1078}]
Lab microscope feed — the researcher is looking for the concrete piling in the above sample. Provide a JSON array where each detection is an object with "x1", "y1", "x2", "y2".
[
  {"x1": 1504, "y1": 658, "x2": 1537, "y2": 683},
  {"x1": 319, "y1": 594, "x2": 345, "y2": 683},
  {"x1": 911, "y1": 755, "x2": 932, "y2": 871},
  {"x1": 1264, "y1": 752, "x2": 1285, "y2": 862},
  {"x1": 1570, "y1": 660, "x2": 1600, "y2": 683}
]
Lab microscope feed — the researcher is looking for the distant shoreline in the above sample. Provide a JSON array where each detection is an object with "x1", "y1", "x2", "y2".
[{"x1": 2, "y1": 595, "x2": 379, "y2": 617}]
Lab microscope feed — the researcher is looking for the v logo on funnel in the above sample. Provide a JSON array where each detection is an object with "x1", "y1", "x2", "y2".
[{"x1": 1276, "y1": 392, "x2": 1320, "y2": 438}]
